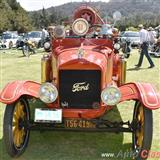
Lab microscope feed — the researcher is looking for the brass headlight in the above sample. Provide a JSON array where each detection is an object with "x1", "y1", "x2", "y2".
[
  {"x1": 52, "y1": 26, "x2": 65, "y2": 38},
  {"x1": 39, "y1": 83, "x2": 58, "y2": 103},
  {"x1": 101, "y1": 86, "x2": 121, "y2": 106},
  {"x1": 114, "y1": 43, "x2": 121, "y2": 50}
]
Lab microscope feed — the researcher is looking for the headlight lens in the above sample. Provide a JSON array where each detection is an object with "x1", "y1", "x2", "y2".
[
  {"x1": 53, "y1": 26, "x2": 65, "y2": 38},
  {"x1": 101, "y1": 86, "x2": 121, "y2": 106},
  {"x1": 44, "y1": 42, "x2": 51, "y2": 50},
  {"x1": 39, "y1": 83, "x2": 58, "y2": 103},
  {"x1": 114, "y1": 43, "x2": 121, "y2": 50}
]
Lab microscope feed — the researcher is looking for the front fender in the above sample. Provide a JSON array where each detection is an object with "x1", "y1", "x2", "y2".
[
  {"x1": 0, "y1": 81, "x2": 40, "y2": 104},
  {"x1": 119, "y1": 82, "x2": 160, "y2": 110}
]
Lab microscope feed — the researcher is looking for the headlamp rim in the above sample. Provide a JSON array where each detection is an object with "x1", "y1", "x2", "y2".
[
  {"x1": 39, "y1": 82, "x2": 58, "y2": 104},
  {"x1": 101, "y1": 86, "x2": 121, "y2": 106},
  {"x1": 44, "y1": 42, "x2": 51, "y2": 50},
  {"x1": 114, "y1": 43, "x2": 121, "y2": 50}
]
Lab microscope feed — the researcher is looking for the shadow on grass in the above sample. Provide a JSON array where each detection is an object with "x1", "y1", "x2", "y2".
[
  {"x1": 17, "y1": 55, "x2": 26, "y2": 58},
  {"x1": 127, "y1": 67, "x2": 147, "y2": 71},
  {"x1": 0, "y1": 107, "x2": 132, "y2": 160}
]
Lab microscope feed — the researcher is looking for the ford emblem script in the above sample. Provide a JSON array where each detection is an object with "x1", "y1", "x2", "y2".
[{"x1": 72, "y1": 82, "x2": 89, "y2": 92}]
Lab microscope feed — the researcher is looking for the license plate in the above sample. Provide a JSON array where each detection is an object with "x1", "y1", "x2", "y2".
[
  {"x1": 34, "y1": 109, "x2": 62, "y2": 123},
  {"x1": 65, "y1": 119, "x2": 96, "y2": 128}
]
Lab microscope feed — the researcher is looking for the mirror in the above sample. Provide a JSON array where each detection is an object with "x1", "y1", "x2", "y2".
[{"x1": 113, "y1": 11, "x2": 122, "y2": 21}]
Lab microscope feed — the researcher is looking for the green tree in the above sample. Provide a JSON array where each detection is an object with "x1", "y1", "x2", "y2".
[
  {"x1": 40, "y1": 7, "x2": 50, "y2": 27},
  {"x1": 0, "y1": 0, "x2": 32, "y2": 33}
]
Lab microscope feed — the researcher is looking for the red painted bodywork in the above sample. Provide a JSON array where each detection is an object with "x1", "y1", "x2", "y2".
[
  {"x1": 52, "y1": 38, "x2": 113, "y2": 57},
  {"x1": 119, "y1": 83, "x2": 160, "y2": 110},
  {"x1": 0, "y1": 80, "x2": 159, "y2": 119},
  {"x1": 0, "y1": 5, "x2": 160, "y2": 119},
  {"x1": 0, "y1": 81, "x2": 40, "y2": 104},
  {"x1": 74, "y1": 5, "x2": 105, "y2": 25}
]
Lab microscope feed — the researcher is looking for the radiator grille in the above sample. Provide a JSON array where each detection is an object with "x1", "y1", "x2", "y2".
[{"x1": 59, "y1": 70, "x2": 101, "y2": 109}]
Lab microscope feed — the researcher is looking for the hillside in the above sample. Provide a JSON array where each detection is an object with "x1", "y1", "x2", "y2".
[
  {"x1": 46, "y1": 0, "x2": 160, "y2": 17},
  {"x1": 29, "y1": 0, "x2": 160, "y2": 30}
]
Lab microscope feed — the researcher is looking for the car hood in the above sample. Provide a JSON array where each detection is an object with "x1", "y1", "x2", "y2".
[
  {"x1": 29, "y1": 38, "x2": 41, "y2": 42},
  {"x1": 121, "y1": 37, "x2": 140, "y2": 41},
  {"x1": 56, "y1": 45, "x2": 112, "y2": 71}
]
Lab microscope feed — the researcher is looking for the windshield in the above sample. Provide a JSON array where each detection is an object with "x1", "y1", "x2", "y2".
[
  {"x1": 122, "y1": 32, "x2": 139, "y2": 37},
  {"x1": 2, "y1": 34, "x2": 12, "y2": 39},
  {"x1": 26, "y1": 32, "x2": 42, "y2": 38}
]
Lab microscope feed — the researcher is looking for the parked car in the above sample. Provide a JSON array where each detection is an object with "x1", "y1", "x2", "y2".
[
  {"x1": 16, "y1": 35, "x2": 25, "y2": 49},
  {"x1": 120, "y1": 31, "x2": 140, "y2": 47},
  {"x1": 0, "y1": 6, "x2": 160, "y2": 160},
  {"x1": 0, "y1": 36, "x2": 3, "y2": 49},
  {"x1": 0, "y1": 31, "x2": 19, "y2": 49},
  {"x1": 26, "y1": 31, "x2": 42, "y2": 48},
  {"x1": 16, "y1": 31, "x2": 42, "y2": 49},
  {"x1": 149, "y1": 38, "x2": 160, "y2": 57}
]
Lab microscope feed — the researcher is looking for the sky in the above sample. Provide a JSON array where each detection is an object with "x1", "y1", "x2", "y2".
[{"x1": 17, "y1": 0, "x2": 110, "y2": 11}]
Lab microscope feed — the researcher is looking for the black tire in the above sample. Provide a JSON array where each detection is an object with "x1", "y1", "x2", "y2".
[
  {"x1": 132, "y1": 101, "x2": 153, "y2": 160},
  {"x1": 3, "y1": 97, "x2": 30, "y2": 157},
  {"x1": 37, "y1": 41, "x2": 42, "y2": 48},
  {"x1": 124, "y1": 53, "x2": 130, "y2": 58}
]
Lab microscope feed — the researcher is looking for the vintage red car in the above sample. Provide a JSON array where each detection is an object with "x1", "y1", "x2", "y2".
[{"x1": 0, "y1": 5, "x2": 160, "y2": 160}]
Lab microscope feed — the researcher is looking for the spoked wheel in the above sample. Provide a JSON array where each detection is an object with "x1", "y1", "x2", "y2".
[
  {"x1": 22, "y1": 45, "x2": 30, "y2": 57},
  {"x1": 3, "y1": 97, "x2": 30, "y2": 157},
  {"x1": 132, "y1": 101, "x2": 153, "y2": 160}
]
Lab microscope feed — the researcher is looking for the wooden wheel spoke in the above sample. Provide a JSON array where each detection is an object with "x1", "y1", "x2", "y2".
[
  {"x1": 12, "y1": 121, "x2": 18, "y2": 126},
  {"x1": 16, "y1": 131, "x2": 20, "y2": 147},
  {"x1": 135, "y1": 104, "x2": 145, "y2": 148},
  {"x1": 13, "y1": 127, "x2": 18, "y2": 144},
  {"x1": 136, "y1": 130, "x2": 144, "y2": 146},
  {"x1": 13, "y1": 128, "x2": 20, "y2": 147},
  {"x1": 19, "y1": 105, "x2": 25, "y2": 119},
  {"x1": 13, "y1": 102, "x2": 27, "y2": 148},
  {"x1": 15, "y1": 102, "x2": 21, "y2": 118},
  {"x1": 19, "y1": 130, "x2": 23, "y2": 144},
  {"x1": 13, "y1": 112, "x2": 19, "y2": 121}
]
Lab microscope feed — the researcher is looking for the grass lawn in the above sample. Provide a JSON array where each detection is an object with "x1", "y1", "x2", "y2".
[{"x1": 0, "y1": 48, "x2": 160, "y2": 160}]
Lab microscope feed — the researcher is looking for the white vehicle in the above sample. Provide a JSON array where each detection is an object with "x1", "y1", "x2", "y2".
[
  {"x1": 26, "y1": 31, "x2": 42, "y2": 48},
  {"x1": 1, "y1": 31, "x2": 19, "y2": 49},
  {"x1": 120, "y1": 31, "x2": 140, "y2": 47}
]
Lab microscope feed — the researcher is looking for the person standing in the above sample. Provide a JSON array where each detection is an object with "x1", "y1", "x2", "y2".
[
  {"x1": 41, "y1": 27, "x2": 49, "y2": 47},
  {"x1": 148, "y1": 27, "x2": 156, "y2": 45},
  {"x1": 135, "y1": 24, "x2": 155, "y2": 68}
]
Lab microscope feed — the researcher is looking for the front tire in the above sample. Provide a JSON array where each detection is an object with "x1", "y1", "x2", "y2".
[
  {"x1": 124, "y1": 53, "x2": 130, "y2": 58},
  {"x1": 132, "y1": 101, "x2": 153, "y2": 160},
  {"x1": 3, "y1": 97, "x2": 30, "y2": 157}
]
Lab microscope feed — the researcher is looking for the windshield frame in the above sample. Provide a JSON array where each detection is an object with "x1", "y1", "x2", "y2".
[{"x1": 121, "y1": 32, "x2": 139, "y2": 37}]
